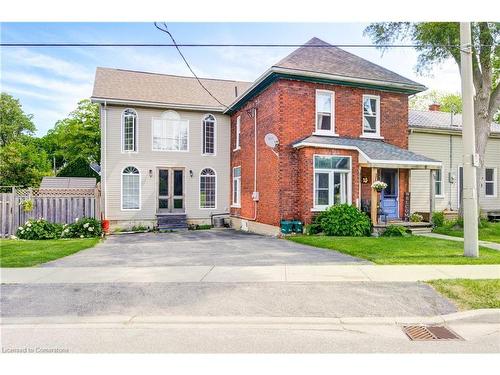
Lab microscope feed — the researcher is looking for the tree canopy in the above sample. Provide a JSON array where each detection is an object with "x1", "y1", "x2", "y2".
[
  {"x1": 0, "y1": 92, "x2": 36, "y2": 146},
  {"x1": 410, "y1": 90, "x2": 463, "y2": 113}
]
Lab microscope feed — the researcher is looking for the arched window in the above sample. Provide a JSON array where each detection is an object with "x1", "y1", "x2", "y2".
[
  {"x1": 200, "y1": 168, "x2": 216, "y2": 208},
  {"x1": 122, "y1": 166, "x2": 140, "y2": 210},
  {"x1": 152, "y1": 110, "x2": 188, "y2": 151},
  {"x1": 202, "y1": 114, "x2": 216, "y2": 155},
  {"x1": 122, "y1": 109, "x2": 137, "y2": 152}
]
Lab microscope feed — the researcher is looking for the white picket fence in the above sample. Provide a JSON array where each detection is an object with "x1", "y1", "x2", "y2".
[{"x1": 0, "y1": 187, "x2": 101, "y2": 237}]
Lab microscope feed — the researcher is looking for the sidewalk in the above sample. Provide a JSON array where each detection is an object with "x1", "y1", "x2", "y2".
[
  {"x1": 417, "y1": 232, "x2": 500, "y2": 251},
  {"x1": 2, "y1": 264, "x2": 499, "y2": 283}
]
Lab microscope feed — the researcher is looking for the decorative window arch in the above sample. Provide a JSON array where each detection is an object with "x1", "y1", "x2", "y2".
[
  {"x1": 202, "y1": 114, "x2": 216, "y2": 155},
  {"x1": 199, "y1": 168, "x2": 216, "y2": 209},
  {"x1": 122, "y1": 109, "x2": 137, "y2": 152},
  {"x1": 121, "y1": 166, "x2": 140, "y2": 210}
]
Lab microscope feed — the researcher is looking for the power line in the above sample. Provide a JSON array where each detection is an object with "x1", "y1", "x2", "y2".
[
  {"x1": 154, "y1": 22, "x2": 228, "y2": 108},
  {"x1": 1, "y1": 43, "x2": 497, "y2": 48}
]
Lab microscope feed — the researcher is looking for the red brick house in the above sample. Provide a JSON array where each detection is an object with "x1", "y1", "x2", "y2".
[{"x1": 226, "y1": 38, "x2": 441, "y2": 235}]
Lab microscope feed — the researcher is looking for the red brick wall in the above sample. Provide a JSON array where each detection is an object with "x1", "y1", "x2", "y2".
[{"x1": 230, "y1": 78, "x2": 410, "y2": 227}]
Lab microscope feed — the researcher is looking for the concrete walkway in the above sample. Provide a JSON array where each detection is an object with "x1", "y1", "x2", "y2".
[
  {"x1": 2, "y1": 264, "x2": 499, "y2": 284},
  {"x1": 417, "y1": 232, "x2": 500, "y2": 251}
]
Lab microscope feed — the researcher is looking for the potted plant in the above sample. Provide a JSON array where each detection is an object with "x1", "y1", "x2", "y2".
[{"x1": 371, "y1": 180, "x2": 387, "y2": 193}]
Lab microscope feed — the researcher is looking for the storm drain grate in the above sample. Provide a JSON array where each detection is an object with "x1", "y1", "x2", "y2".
[{"x1": 402, "y1": 325, "x2": 464, "y2": 341}]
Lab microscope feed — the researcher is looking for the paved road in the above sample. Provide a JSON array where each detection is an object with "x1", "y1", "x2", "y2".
[
  {"x1": 0, "y1": 282, "x2": 456, "y2": 318},
  {"x1": 2, "y1": 312, "x2": 499, "y2": 353},
  {"x1": 41, "y1": 230, "x2": 368, "y2": 267}
]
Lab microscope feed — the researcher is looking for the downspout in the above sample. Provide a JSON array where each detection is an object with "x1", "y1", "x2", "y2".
[
  {"x1": 238, "y1": 106, "x2": 258, "y2": 221},
  {"x1": 103, "y1": 101, "x2": 108, "y2": 218}
]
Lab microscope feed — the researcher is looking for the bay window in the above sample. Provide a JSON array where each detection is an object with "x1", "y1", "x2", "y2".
[{"x1": 313, "y1": 155, "x2": 351, "y2": 209}]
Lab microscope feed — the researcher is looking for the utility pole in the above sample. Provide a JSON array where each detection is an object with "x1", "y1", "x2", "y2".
[{"x1": 460, "y1": 22, "x2": 479, "y2": 257}]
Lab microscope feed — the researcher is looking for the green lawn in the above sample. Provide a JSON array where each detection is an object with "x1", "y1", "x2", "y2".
[
  {"x1": 428, "y1": 279, "x2": 500, "y2": 310},
  {"x1": 0, "y1": 238, "x2": 100, "y2": 267},
  {"x1": 287, "y1": 235, "x2": 500, "y2": 264},
  {"x1": 433, "y1": 222, "x2": 500, "y2": 244}
]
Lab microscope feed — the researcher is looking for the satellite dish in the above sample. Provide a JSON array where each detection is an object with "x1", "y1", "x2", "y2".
[{"x1": 264, "y1": 133, "x2": 279, "y2": 148}]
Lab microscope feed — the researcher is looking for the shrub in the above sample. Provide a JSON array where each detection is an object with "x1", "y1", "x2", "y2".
[
  {"x1": 61, "y1": 217, "x2": 102, "y2": 238},
  {"x1": 318, "y1": 204, "x2": 371, "y2": 237},
  {"x1": 409, "y1": 213, "x2": 424, "y2": 223},
  {"x1": 16, "y1": 218, "x2": 63, "y2": 240},
  {"x1": 432, "y1": 211, "x2": 445, "y2": 227},
  {"x1": 304, "y1": 223, "x2": 322, "y2": 235},
  {"x1": 382, "y1": 225, "x2": 410, "y2": 237},
  {"x1": 188, "y1": 224, "x2": 212, "y2": 230}
]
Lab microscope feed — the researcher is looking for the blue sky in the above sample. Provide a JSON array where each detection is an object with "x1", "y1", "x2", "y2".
[{"x1": 1, "y1": 22, "x2": 461, "y2": 135}]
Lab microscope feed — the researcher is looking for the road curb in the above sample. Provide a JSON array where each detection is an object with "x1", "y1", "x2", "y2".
[{"x1": 2, "y1": 309, "x2": 498, "y2": 326}]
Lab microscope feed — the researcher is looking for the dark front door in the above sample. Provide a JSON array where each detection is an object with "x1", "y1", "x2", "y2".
[
  {"x1": 157, "y1": 168, "x2": 184, "y2": 213},
  {"x1": 380, "y1": 169, "x2": 399, "y2": 219}
]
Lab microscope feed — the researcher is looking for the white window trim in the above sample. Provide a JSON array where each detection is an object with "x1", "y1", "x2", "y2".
[
  {"x1": 121, "y1": 108, "x2": 138, "y2": 153},
  {"x1": 485, "y1": 167, "x2": 497, "y2": 197},
  {"x1": 151, "y1": 117, "x2": 190, "y2": 153},
  {"x1": 312, "y1": 154, "x2": 352, "y2": 211},
  {"x1": 233, "y1": 115, "x2": 241, "y2": 151},
  {"x1": 199, "y1": 167, "x2": 217, "y2": 209},
  {"x1": 361, "y1": 94, "x2": 381, "y2": 138},
  {"x1": 231, "y1": 166, "x2": 241, "y2": 207},
  {"x1": 435, "y1": 167, "x2": 445, "y2": 198},
  {"x1": 314, "y1": 90, "x2": 338, "y2": 136},
  {"x1": 201, "y1": 114, "x2": 217, "y2": 156},
  {"x1": 120, "y1": 166, "x2": 141, "y2": 211}
]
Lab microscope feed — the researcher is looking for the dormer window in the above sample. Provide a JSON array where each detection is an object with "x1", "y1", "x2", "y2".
[
  {"x1": 315, "y1": 90, "x2": 335, "y2": 135},
  {"x1": 362, "y1": 95, "x2": 380, "y2": 137}
]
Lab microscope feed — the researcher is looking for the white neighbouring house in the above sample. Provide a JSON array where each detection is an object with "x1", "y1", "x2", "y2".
[
  {"x1": 91, "y1": 67, "x2": 251, "y2": 230},
  {"x1": 408, "y1": 105, "x2": 500, "y2": 219}
]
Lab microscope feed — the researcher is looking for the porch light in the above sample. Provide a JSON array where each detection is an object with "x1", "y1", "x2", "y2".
[
  {"x1": 148, "y1": 169, "x2": 153, "y2": 178},
  {"x1": 189, "y1": 170, "x2": 193, "y2": 178}
]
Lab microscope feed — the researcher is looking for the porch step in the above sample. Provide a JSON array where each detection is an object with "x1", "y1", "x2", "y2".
[
  {"x1": 156, "y1": 214, "x2": 188, "y2": 231},
  {"x1": 408, "y1": 226, "x2": 433, "y2": 234}
]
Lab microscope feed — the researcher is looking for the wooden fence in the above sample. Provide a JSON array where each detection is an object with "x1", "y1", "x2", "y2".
[{"x1": 0, "y1": 187, "x2": 101, "y2": 237}]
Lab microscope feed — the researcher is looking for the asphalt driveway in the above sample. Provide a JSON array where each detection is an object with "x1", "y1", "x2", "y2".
[{"x1": 42, "y1": 229, "x2": 368, "y2": 267}]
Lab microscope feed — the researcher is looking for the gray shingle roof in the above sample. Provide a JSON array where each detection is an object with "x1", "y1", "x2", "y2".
[
  {"x1": 40, "y1": 177, "x2": 97, "y2": 189},
  {"x1": 293, "y1": 135, "x2": 440, "y2": 165},
  {"x1": 409, "y1": 109, "x2": 500, "y2": 133},
  {"x1": 92, "y1": 67, "x2": 252, "y2": 110},
  {"x1": 274, "y1": 37, "x2": 426, "y2": 89}
]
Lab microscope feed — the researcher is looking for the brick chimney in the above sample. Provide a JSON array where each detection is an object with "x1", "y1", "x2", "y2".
[{"x1": 429, "y1": 103, "x2": 441, "y2": 111}]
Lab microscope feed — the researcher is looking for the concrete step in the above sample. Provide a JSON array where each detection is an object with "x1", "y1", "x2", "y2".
[
  {"x1": 156, "y1": 214, "x2": 188, "y2": 230},
  {"x1": 409, "y1": 227, "x2": 433, "y2": 234}
]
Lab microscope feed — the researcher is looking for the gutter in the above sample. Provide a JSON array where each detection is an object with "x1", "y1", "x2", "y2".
[{"x1": 91, "y1": 97, "x2": 225, "y2": 113}]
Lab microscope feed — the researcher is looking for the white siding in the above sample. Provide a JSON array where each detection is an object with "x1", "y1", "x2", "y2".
[
  {"x1": 102, "y1": 105, "x2": 231, "y2": 222},
  {"x1": 409, "y1": 131, "x2": 500, "y2": 213}
]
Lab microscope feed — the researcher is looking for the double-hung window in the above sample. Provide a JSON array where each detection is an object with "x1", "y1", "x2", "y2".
[
  {"x1": 362, "y1": 95, "x2": 380, "y2": 136},
  {"x1": 435, "y1": 168, "x2": 443, "y2": 196},
  {"x1": 234, "y1": 116, "x2": 241, "y2": 151},
  {"x1": 315, "y1": 90, "x2": 335, "y2": 135},
  {"x1": 485, "y1": 168, "x2": 497, "y2": 197},
  {"x1": 232, "y1": 166, "x2": 241, "y2": 207},
  {"x1": 152, "y1": 111, "x2": 189, "y2": 151},
  {"x1": 313, "y1": 155, "x2": 351, "y2": 209},
  {"x1": 122, "y1": 109, "x2": 137, "y2": 152},
  {"x1": 202, "y1": 114, "x2": 216, "y2": 155},
  {"x1": 121, "y1": 166, "x2": 140, "y2": 210}
]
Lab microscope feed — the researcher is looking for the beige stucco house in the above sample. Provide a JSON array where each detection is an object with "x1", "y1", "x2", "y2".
[
  {"x1": 91, "y1": 67, "x2": 250, "y2": 229},
  {"x1": 409, "y1": 106, "x2": 500, "y2": 218}
]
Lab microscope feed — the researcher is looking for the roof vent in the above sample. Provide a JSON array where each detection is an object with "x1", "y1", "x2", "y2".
[{"x1": 235, "y1": 86, "x2": 238, "y2": 98}]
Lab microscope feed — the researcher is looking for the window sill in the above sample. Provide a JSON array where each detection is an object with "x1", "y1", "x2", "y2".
[
  {"x1": 311, "y1": 207, "x2": 327, "y2": 212},
  {"x1": 313, "y1": 132, "x2": 339, "y2": 137},
  {"x1": 230, "y1": 204, "x2": 241, "y2": 208},
  {"x1": 360, "y1": 134, "x2": 384, "y2": 140},
  {"x1": 435, "y1": 195, "x2": 445, "y2": 199}
]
